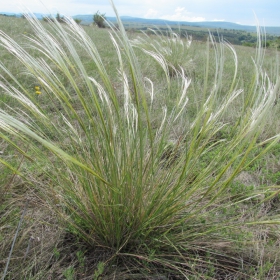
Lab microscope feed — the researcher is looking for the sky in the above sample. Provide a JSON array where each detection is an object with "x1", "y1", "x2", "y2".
[{"x1": 1, "y1": 0, "x2": 280, "y2": 27}]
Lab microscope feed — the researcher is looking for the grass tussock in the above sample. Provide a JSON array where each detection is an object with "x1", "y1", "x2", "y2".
[{"x1": 1, "y1": 2, "x2": 280, "y2": 279}]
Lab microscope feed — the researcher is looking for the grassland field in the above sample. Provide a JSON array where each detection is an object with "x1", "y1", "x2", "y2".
[{"x1": 0, "y1": 14, "x2": 280, "y2": 279}]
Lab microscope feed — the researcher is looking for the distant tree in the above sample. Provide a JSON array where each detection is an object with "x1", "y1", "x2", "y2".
[
  {"x1": 74, "y1": 18, "x2": 82, "y2": 24},
  {"x1": 42, "y1": 13, "x2": 64, "y2": 23},
  {"x1": 93, "y1": 11, "x2": 106, "y2": 28},
  {"x1": 56, "y1": 13, "x2": 64, "y2": 23}
]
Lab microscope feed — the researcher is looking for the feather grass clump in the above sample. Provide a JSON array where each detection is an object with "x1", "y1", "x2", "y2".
[{"x1": 1, "y1": 2, "x2": 280, "y2": 278}]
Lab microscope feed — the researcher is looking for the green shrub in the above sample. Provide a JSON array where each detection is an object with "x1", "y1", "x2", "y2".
[
  {"x1": 74, "y1": 18, "x2": 82, "y2": 25},
  {"x1": 42, "y1": 13, "x2": 64, "y2": 24},
  {"x1": 93, "y1": 11, "x2": 106, "y2": 28}
]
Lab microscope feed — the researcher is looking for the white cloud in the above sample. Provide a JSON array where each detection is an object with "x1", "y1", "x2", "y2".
[
  {"x1": 212, "y1": 18, "x2": 225, "y2": 22},
  {"x1": 160, "y1": 7, "x2": 205, "y2": 22},
  {"x1": 144, "y1": 8, "x2": 159, "y2": 18},
  {"x1": 175, "y1": 7, "x2": 185, "y2": 14}
]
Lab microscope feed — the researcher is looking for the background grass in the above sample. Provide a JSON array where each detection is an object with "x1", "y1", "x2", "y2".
[{"x1": 0, "y1": 9, "x2": 280, "y2": 279}]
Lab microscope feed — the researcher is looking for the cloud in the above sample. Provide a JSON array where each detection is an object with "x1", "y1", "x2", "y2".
[
  {"x1": 160, "y1": 6, "x2": 205, "y2": 22},
  {"x1": 175, "y1": 7, "x2": 185, "y2": 14},
  {"x1": 144, "y1": 8, "x2": 158, "y2": 18}
]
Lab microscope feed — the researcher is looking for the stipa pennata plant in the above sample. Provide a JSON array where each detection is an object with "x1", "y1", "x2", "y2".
[
  {"x1": 132, "y1": 27, "x2": 193, "y2": 78},
  {"x1": 1, "y1": 1, "x2": 280, "y2": 278}
]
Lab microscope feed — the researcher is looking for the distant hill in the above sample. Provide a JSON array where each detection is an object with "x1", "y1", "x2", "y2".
[
  {"x1": 73, "y1": 15, "x2": 280, "y2": 36},
  {"x1": 0, "y1": 12, "x2": 45, "y2": 19},
  {"x1": 1, "y1": 12, "x2": 280, "y2": 36}
]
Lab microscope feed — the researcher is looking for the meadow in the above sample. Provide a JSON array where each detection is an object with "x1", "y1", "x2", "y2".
[{"x1": 0, "y1": 4, "x2": 280, "y2": 279}]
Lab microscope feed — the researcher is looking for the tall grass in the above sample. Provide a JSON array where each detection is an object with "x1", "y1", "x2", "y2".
[
  {"x1": 1, "y1": 2, "x2": 280, "y2": 278},
  {"x1": 132, "y1": 27, "x2": 193, "y2": 78}
]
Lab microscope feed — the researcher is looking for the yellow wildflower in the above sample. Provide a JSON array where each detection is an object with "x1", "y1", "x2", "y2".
[{"x1": 35, "y1": 86, "x2": 41, "y2": 95}]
